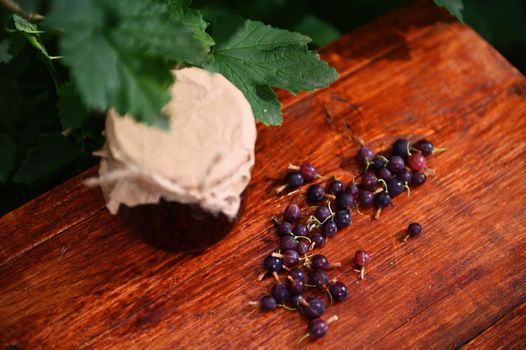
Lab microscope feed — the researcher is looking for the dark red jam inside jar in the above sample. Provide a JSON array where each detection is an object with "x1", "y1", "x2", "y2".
[{"x1": 118, "y1": 190, "x2": 247, "y2": 253}]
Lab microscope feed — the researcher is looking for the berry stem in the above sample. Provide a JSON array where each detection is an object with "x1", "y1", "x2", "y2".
[
  {"x1": 272, "y1": 271, "x2": 280, "y2": 283},
  {"x1": 288, "y1": 163, "x2": 300, "y2": 171},
  {"x1": 327, "y1": 315, "x2": 339, "y2": 324},
  {"x1": 360, "y1": 266, "x2": 366, "y2": 280},
  {"x1": 377, "y1": 178, "x2": 388, "y2": 192},
  {"x1": 374, "y1": 207, "x2": 382, "y2": 220},
  {"x1": 403, "y1": 234, "x2": 410, "y2": 242},
  {"x1": 294, "y1": 235, "x2": 312, "y2": 244},
  {"x1": 297, "y1": 333, "x2": 311, "y2": 344},
  {"x1": 248, "y1": 301, "x2": 259, "y2": 306},
  {"x1": 434, "y1": 147, "x2": 447, "y2": 153},
  {"x1": 279, "y1": 304, "x2": 296, "y2": 311}
]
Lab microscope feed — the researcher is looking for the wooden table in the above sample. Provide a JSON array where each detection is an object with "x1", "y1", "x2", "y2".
[{"x1": 1, "y1": 1, "x2": 525, "y2": 349}]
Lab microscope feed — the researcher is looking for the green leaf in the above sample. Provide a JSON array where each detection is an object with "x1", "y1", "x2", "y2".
[
  {"x1": 167, "y1": 0, "x2": 215, "y2": 47},
  {"x1": 57, "y1": 82, "x2": 89, "y2": 129},
  {"x1": 0, "y1": 39, "x2": 14, "y2": 63},
  {"x1": 434, "y1": 0, "x2": 464, "y2": 22},
  {"x1": 204, "y1": 15, "x2": 338, "y2": 125},
  {"x1": 12, "y1": 14, "x2": 43, "y2": 34},
  {"x1": 12, "y1": 133, "x2": 81, "y2": 184},
  {"x1": 0, "y1": 132, "x2": 16, "y2": 183},
  {"x1": 47, "y1": 0, "x2": 212, "y2": 127}
]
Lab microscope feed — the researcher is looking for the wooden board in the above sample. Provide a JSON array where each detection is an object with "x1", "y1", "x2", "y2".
[{"x1": 1, "y1": 1, "x2": 525, "y2": 349}]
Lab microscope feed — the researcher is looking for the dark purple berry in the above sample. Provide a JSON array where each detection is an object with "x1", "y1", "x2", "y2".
[
  {"x1": 377, "y1": 167, "x2": 393, "y2": 181},
  {"x1": 300, "y1": 163, "x2": 317, "y2": 182},
  {"x1": 260, "y1": 295, "x2": 278, "y2": 311},
  {"x1": 308, "y1": 318, "x2": 329, "y2": 339},
  {"x1": 398, "y1": 169, "x2": 413, "y2": 184},
  {"x1": 284, "y1": 203, "x2": 301, "y2": 223},
  {"x1": 280, "y1": 235, "x2": 298, "y2": 251},
  {"x1": 334, "y1": 210, "x2": 351, "y2": 229},
  {"x1": 311, "y1": 233, "x2": 325, "y2": 248},
  {"x1": 314, "y1": 206, "x2": 331, "y2": 222},
  {"x1": 289, "y1": 268, "x2": 305, "y2": 282},
  {"x1": 392, "y1": 138, "x2": 411, "y2": 159},
  {"x1": 345, "y1": 182, "x2": 359, "y2": 197},
  {"x1": 282, "y1": 250, "x2": 300, "y2": 267},
  {"x1": 411, "y1": 172, "x2": 427, "y2": 187},
  {"x1": 301, "y1": 296, "x2": 325, "y2": 319},
  {"x1": 309, "y1": 269, "x2": 329, "y2": 288},
  {"x1": 388, "y1": 155, "x2": 406, "y2": 174},
  {"x1": 356, "y1": 147, "x2": 375, "y2": 166},
  {"x1": 277, "y1": 221, "x2": 293, "y2": 236},
  {"x1": 327, "y1": 179, "x2": 344, "y2": 195},
  {"x1": 360, "y1": 172, "x2": 378, "y2": 191},
  {"x1": 408, "y1": 222, "x2": 422, "y2": 237},
  {"x1": 386, "y1": 178, "x2": 404, "y2": 197},
  {"x1": 371, "y1": 156, "x2": 388, "y2": 170},
  {"x1": 311, "y1": 254, "x2": 329, "y2": 270},
  {"x1": 290, "y1": 294, "x2": 302, "y2": 308},
  {"x1": 285, "y1": 172, "x2": 304, "y2": 188},
  {"x1": 354, "y1": 250, "x2": 371, "y2": 266},
  {"x1": 263, "y1": 255, "x2": 282, "y2": 272},
  {"x1": 408, "y1": 153, "x2": 427, "y2": 172},
  {"x1": 286, "y1": 276, "x2": 305, "y2": 294},
  {"x1": 328, "y1": 281, "x2": 348, "y2": 302},
  {"x1": 336, "y1": 192, "x2": 354, "y2": 210},
  {"x1": 374, "y1": 191, "x2": 391, "y2": 208},
  {"x1": 293, "y1": 224, "x2": 308, "y2": 237},
  {"x1": 415, "y1": 140, "x2": 433, "y2": 156},
  {"x1": 358, "y1": 190, "x2": 374, "y2": 208},
  {"x1": 297, "y1": 241, "x2": 310, "y2": 255},
  {"x1": 307, "y1": 184, "x2": 325, "y2": 203},
  {"x1": 271, "y1": 283, "x2": 290, "y2": 304},
  {"x1": 322, "y1": 220, "x2": 338, "y2": 237}
]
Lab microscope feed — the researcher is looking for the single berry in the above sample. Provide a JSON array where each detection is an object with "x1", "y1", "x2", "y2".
[
  {"x1": 297, "y1": 241, "x2": 310, "y2": 255},
  {"x1": 263, "y1": 255, "x2": 282, "y2": 273},
  {"x1": 277, "y1": 221, "x2": 293, "y2": 236},
  {"x1": 311, "y1": 233, "x2": 325, "y2": 248},
  {"x1": 411, "y1": 172, "x2": 427, "y2": 187},
  {"x1": 260, "y1": 295, "x2": 278, "y2": 311},
  {"x1": 309, "y1": 269, "x2": 329, "y2": 288},
  {"x1": 354, "y1": 250, "x2": 372, "y2": 280},
  {"x1": 327, "y1": 179, "x2": 345, "y2": 195},
  {"x1": 280, "y1": 235, "x2": 298, "y2": 251},
  {"x1": 281, "y1": 250, "x2": 300, "y2": 268},
  {"x1": 392, "y1": 138, "x2": 411, "y2": 159},
  {"x1": 404, "y1": 222, "x2": 423, "y2": 241},
  {"x1": 301, "y1": 296, "x2": 326, "y2": 319},
  {"x1": 398, "y1": 169, "x2": 413, "y2": 184},
  {"x1": 311, "y1": 254, "x2": 329, "y2": 270},
  {"x1": 285, "y1": 172, "x2": 304, "y2": 189},
  {"x1": 374, "y1": 191, "x2": 391, "y2": 208},
  {"x1": 334, "y1": 210, "x2": 351, "y2": 229},
  {"x1": 371, "y1": 155, "x2": 388, "y2": 170},
  {"x1": 388, "y1": 155, "x2": 406, "y2": 174},
  {"x1": 358, "y1": 190, "x2": 374, "y2": 208},
  {"x1": 408, "y1": 153, "x2": 427, "y2": 172},
  {"x1": 356, "y1": 147, "x2": 375, "y2": 167},
  {"x1": 336, "y1": 192, "x2": 354, "y2": 210},
  {"x1": 288, "y1": 268, "x2": 306, "y2": 282},
  {"x1": 284, "y1": 203, "x2": 301, "y2": 223},
  {"x1": 328, "y1": 281, "x2": 348, "y2": 302},
  {"x1": 345, "y1": 182, "x2": 359, "y2": 197},
  {"x1": 307, "y1": 184, "x2": 325, "y2": 203},
  {"x1": 298, "y1": 316, "x2": 338, "y2": 343},
  {"x1": 322, "y1": 220, "x2": 338, "y2": 237},
  {"x1": 293, "y1": 224, "x2": 308, "y2": 237},
  {"x1": 286, "y1": 276, "x2": 305, "y2": 294},
  {"x1": 386, "y1": 178, "x2": 404, "y2": 197},
  {"x1": 271, "y1": 283, "x2": 290, "y2": 304},
  {"x1": 414, "y1": 139, "x2": 439, "y2": 156},
  {"x1": 300, "y1": 163, "x2": 317, "y2": 182},
  {"x1": 314, "y1": 206, "x2": 332, "y2": 222},
  {"x1": 360, "y1": 172, "x2": 378, "y2": 191},
  {"x1": 377, "y1": 167, "x2": 393, "y2": 181}
]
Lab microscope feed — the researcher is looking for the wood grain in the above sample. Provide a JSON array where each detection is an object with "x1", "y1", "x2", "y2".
[{"x1": 1, "y1": 1, "x2": 526, "y2": 349}]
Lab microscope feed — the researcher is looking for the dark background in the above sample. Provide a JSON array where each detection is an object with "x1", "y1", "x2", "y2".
[{"x1": 1, "y1": 0, "x2": 525, "y2": 216}]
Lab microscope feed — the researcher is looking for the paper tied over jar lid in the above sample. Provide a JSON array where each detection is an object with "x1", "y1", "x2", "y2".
[{"x1": 87, "y1": 67, "x2": 257, "y2": 219}]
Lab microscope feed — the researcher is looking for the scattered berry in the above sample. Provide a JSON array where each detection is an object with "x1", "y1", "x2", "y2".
[
  {"x1": 293, "y1": 224, "x2": 308, "y2": 237},
  {"x1": 354, "y1": 250, "x2": 372, "y2": 280},
  {"x1": 392, "y1": 138, "x2": 411, "y2": 159},
  {"x1": 285, "y1": 172, "x2": 304, "y2": 189},
  {"x1": 377, "y1": 167, "x2": 393, "y2": 181},
  {"x1": 397, "y1": 169, "x2": 413, "y2": 184},
  {"x1": 388, "y1": 155, "x2": 406, "y2": 174},
  {"x1": 334, "y1": 210, "x2": 351, "y2": 229},
  {"x1": 356, "y1": 147, "x2": 375, "y2": 167},
  {"x1": 280, "y1": 235, "x2": 298, "y2": 251},
  {"x1": 360, "y1": 172, "x2": 378, "y2": 191},
  {"x1": 288, "y1": 268, "x2": 306, "y2": 282},
  {"x1": 286, "y1": 276, "x2": 305, "y2": 294},
  {"x1": 371, "y1": 155, "x2": 388, "y2": 170},
  {"x1": 273, "y1": 250, "x2": 300, "y2": 268},
  {"x1": 328, "y1": 281, "x2": 348, "y2": 302},
  {"x1": 327, "y1": 179, "x2": 345, "y2": 195},
  {"x1": 404, "y1": 222, "x2": 422, "y2": 241},
  {"x1": 299, "y1": 163, "x2": 318, "y2": 182},
  {"x1": 345, "y1": 182, "x2": 359, "y2": 197},
  {"x1": 310, "y1": 254, "x2": 341, "y2": 270},
  {"x1": 309, "y1": 269, "x2": 329, "y2": 288},
  {"x1": 301, "y1": 296, "x2": 326, "y2": 319},
  {"x1": 307, "y1": 184, "x2": 325, "y2": 203},
  {"x1": 277, "y1": 221, "x2": 293, "y2": 236},
  {"x1": 314, "y1": 205, "x2": 332, "y2": 222},
  {"x1": 298, "y1": 316, "x2": 338, "y2": 343},
  {"x1": 410, "y1": 172, "x2": 427, "y2": 187},
  {"x1": 415, "y1": 139, "x2": 446, "y2": 156},
  {"x1": 297, "y1": 241, "x2": 310, "y2": 255},
  {"x1": 311, "y1": 233, "x2": 325, "y2": 249},
  {"x1": 260, "y1": 295, "x2": 278, "y2": 311},
  {"x1": 373, "y1": 191, "x2": 391, "y2": 219},
  {"x1": 386, "y1": 178, "x2": 404, "y2": 197},
  {"x1": 322, "y1": 220, "x2": 338, "y2": 237},
  {"x1": 336, "y1": 192, "x2": 354, "y2": 210},
  {"x1": 358, "y1": 190, "x2": 374, "y2": 208},
  {"x1": 408, "y1": 153, "x2": 427, "y2": 172},
  {"x1": 271, "y1": 283, "x2": 291, "y2": 304},
  {"x1": 284, "y1": 203, "x2": 301, "y2": 223}
]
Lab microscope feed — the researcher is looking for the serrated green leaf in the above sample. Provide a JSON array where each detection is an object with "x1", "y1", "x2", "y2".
[
  {"x1": 13, "y1": 14, "x2": 42, "y2": 33},
  {"x1": 47, "y1": 0, "x2": 212, "y2": 127},
  {"x1": 0, "y1": 39, "x2": 13, "y2": 63},
  {"x1": 167, "y1": 0, "x2": 215, "y2": 47},
  {"x1": 434, "y1": 0, "x2": 464, "y2": 22},
  {"x1": 204, "y1": 14, "x2": 338, "y2": 125},
  {"x1": 12, "y1": 133, "x2": 81, "y2": 184},
  {"x1": 0, "y1": 132, "x2": 16, "y2": 183},
  {"x1": 57, "y1": 82, "x2": 89, "y2": 129}
]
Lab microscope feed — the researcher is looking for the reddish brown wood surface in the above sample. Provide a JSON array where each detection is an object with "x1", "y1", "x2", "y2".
[{"x1": 1, "y1": 1, "x2": 526, "y2": 349}]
